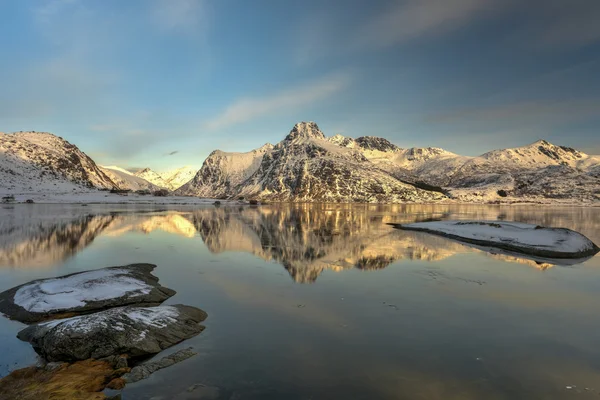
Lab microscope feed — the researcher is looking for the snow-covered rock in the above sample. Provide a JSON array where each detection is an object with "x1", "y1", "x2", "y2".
[
  {"x1": 17, "y1": 304, "x2": 207, "y2": 361},
  {"x1": 391, "y1": 221, "x2": 600, "y2": 259},
  {"x1": 100, "y1": 166, "x2": 162, "y2": 192},
  {"x1": 0, "y1": 264, "x2": 176, "y2": 323},
  {"x1": 0, "y1": 131, "x2": 116, "y2": 193}
]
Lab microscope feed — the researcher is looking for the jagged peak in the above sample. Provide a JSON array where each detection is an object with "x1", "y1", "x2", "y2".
[
  {"x1": 257, "y1": 143, "x2": 274, "y2": 151},
  {"x1": 285, "y1": 122, "x2": 325, "y2": 141},
  {"x1": 355, "y1": 136, "x2": 399, "y2": 152},
  {"x1": 328, "y1": 134, "x2": 356, "y2": 148}
]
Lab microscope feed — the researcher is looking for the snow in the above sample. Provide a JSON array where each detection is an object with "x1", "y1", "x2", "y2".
[
  {"x1": 0, "y1": 188, "x2": 240, "y2": 204},
  {"x1": 124, "y1": 306, "x2": 179, "y2": 329},
  {"x1": 100, "y1": 166, "x2": 162, "y2": 192},
  {"x1": 38, "y1": 305, "x2": 180, "y2": 336},
  {"x1": 134, "y1": 168, "x2": 168, "y2": 189},
  {"x1": 14, "y1": 268, "x2": 152, "y2": 312},
  {"x1": 401, "y1": 221, "x2": 598, "y2": 255},
  {"x1": 160, "y1": 166, "x2": 198, "y2": 191}
]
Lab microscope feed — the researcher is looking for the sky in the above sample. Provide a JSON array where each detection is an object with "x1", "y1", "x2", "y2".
[{"x1": 0, "y1": 0, "x2": 599, "y2": 171}]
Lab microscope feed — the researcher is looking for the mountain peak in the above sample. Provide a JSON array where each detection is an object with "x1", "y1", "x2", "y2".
[{"x1": 285, "y1": 122, "x2": 325, "y2": 141}]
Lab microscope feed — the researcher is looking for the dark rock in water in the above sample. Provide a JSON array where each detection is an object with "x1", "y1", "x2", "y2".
[
  {"x1": 17, "y1": 304, "x2": 207, "y2": 362},
  {"x1": 123, "y1": 347, "x2": 197, "y2": 383},
  {"x1": 0, "y1": 264, "x2": 176, "y2": 323}
]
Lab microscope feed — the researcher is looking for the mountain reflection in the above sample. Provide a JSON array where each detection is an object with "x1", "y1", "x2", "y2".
[{"x1": 0, "y1": 204, "x2": 597, "y2": 279}]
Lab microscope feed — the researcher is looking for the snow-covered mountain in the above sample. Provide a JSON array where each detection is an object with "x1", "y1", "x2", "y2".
[
  {"x1": 177, "y1": 122, "x2": 600, "y2": 203},
  {"x1": 0, "y1": 131, "x2": 116, "y2": 194},
  {"x1": 131, "y1": 166, "x2": 197, "y2": 191},
  {"x1": 134, "y1": 168, "x2": 168, "y2": 189},
  {"x1": 99, "y1": 166, "x2": 162, "y2": 192},
  {"x1": 160, "y1": 166, "x2": 197, "y2": 191},
  {"x1": 176, "y1": 144, "x2": 273, "y2": 198},
  {"x1": 2, "y1": 126, "x2": 598, "y2": 203},
  {"x1": 177, "y1": 122, "x2": 445, "y2": 203}
]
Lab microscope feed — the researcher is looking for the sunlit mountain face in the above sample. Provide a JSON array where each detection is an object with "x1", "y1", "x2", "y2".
[{"x1": 1, "y1": 205, "x2": 597, "y2": 279}]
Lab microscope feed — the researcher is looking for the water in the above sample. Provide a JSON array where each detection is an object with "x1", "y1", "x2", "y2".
[{"x1": 1, "y1": 203, "x2": 600, "y2": 399}]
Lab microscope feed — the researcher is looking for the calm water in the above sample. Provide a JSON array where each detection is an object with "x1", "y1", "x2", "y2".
[{"x1": 1, "y1": 203, "x2": 600, "y2": 400}]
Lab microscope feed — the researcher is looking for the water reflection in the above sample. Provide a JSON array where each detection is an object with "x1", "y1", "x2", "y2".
[{"x1": 1, "y1": 204, "x2": 597, "y2": 280}]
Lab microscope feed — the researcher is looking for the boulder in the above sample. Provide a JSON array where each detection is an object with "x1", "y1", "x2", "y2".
[
  {"x1": 17, "y1": 304, "x2": 207, "y2": 362},
  {"x1": 0, "y1": 264, "x2": 176, "y2": 323}
]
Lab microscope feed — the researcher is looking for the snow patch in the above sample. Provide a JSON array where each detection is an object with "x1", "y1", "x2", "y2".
[
  {"x1": 14, "y1": 268, "x2": 152, "y2": 312},
  {"x1": 400, "y1": 221, "x2": 598, "y2": 256}
]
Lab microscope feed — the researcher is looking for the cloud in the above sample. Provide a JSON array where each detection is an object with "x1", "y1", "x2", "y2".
[
  {"x1": 151, "y1": 0, "x2": 209, "y2": 34},
  {"x1": 33, "y1": 0, "x2": 80, "y2": 23},
  {"x1": 526, "y1": 0, "x2": 600, "y2": 48},
  {"x1": 427, "y1": 98, "x2": 600, "y2": 125},
  {"x1": 356, "y1": 0, "x2": 499, "y2": 49},
  {"x1": 205, "y1": 72, "x2": 352, "y2": 130}
]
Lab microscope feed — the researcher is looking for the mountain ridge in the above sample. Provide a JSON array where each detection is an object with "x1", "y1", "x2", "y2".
[{"x1": 1, "y1": 126, "x2": 598, "y2": 203}]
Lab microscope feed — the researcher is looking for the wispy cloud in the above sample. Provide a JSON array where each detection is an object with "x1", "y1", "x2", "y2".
[
  {"x1": 205, "y1": 72, "x2": 352, "y2": 130},
  {"x1": 33, "y1": 0, "x2": 80, "y2": 23},
  {"x1": 355, "y1": 0, "x2": 499, "y2": 49},
  {"x1": 428, "y1": 98, "x2": 600, "y2": 125},
  {"x1": 523, "y1": 0, "x2": 600, "y2": 48},
  {"x1": 151, "y1": 0, "x2": 209, "y2": 34}
]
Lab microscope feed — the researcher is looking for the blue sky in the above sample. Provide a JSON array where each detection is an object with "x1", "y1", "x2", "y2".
[{"x1": 1, "y1": 0, "x2": 599, "y2": 170}]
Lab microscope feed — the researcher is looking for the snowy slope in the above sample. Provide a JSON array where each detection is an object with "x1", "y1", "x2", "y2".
[
  {"x1": 160, "y1": 166, "x2": 198, "y2": 191},
  {"x1": 100, "y1": 166, "x2": 162, "y2": 191},
  {"x1": 175, "y1": 144, "x2": 273, "y2": 197},
  {"x1": 134, "y1": 168, "x2": 168, "y2": 189},
  {"x1": 0, "y1": 131, "x2": 116, "y2": 195}
]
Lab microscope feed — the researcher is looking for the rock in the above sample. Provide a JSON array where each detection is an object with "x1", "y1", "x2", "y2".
[
  {"x1": 123, "y1": 347, "x2": 198, "y2": 383},
  {"x1": 0, "y1": 264, "x2": 176, "y2": 323},
  {"x1": 44, "y1": 361, "x2": 66, "y2": 372},
  {"x1": 0, "y1": 359, "x2": 126, "y2": 400},
  {"x1": 106, "y1": 378, "x2": 126, "y2": 390},
  {"x1": 17, "y1": 305, "x2": 207, "y2": 362},
  {"x1": 99, "y1": 355, "x2": 129, "y2": 369},
  {"x1": 390, "y1": 221, "x2": 600, "y2": 259}
]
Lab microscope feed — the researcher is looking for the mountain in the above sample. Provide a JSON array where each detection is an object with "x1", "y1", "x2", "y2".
[
  {"x1": 134, "y1": 168, "x2": 168, "y2": 189},
  {"x1": 131, "y1": 166, "x2": 198, "y2": 191},
  {"x1": 99, "y1": 166, "x2": 162, "y2": 192},
  {"x1": 0, "y1": 131, "x2": 116, "y2": 194},
  {"x1": 176, "y1": 144, "x2": 273, "y2": 198},
  {"x1": 160, "y1": 166, "x2": 197, "y2": 191},
  {"x1": 178, "y1": 122, "x2": 445, "y2": 203},
  {"x1": 329, "y1": 134, "x2": 600, "y2": 203}
]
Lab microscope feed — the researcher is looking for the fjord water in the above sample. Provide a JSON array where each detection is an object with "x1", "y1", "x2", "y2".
[{"x1": 1, "y1": 204, "x2": 600, "y2": 400}]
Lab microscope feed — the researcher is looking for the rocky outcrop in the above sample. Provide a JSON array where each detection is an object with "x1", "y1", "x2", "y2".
[
  {"x1": 0, "y1": 264, "x2": 175, "y2": 323},
  {"x1": 122, "y1": 347, "x2": 197, "y2": 383},
  {"x1": 17, "y1": 304, "x2": 207, "y2": 361}
]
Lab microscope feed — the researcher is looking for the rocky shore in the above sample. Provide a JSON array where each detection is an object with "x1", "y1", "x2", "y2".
[{"x1": 0, "y1": 264, "x2": 207, "y2": 399}]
